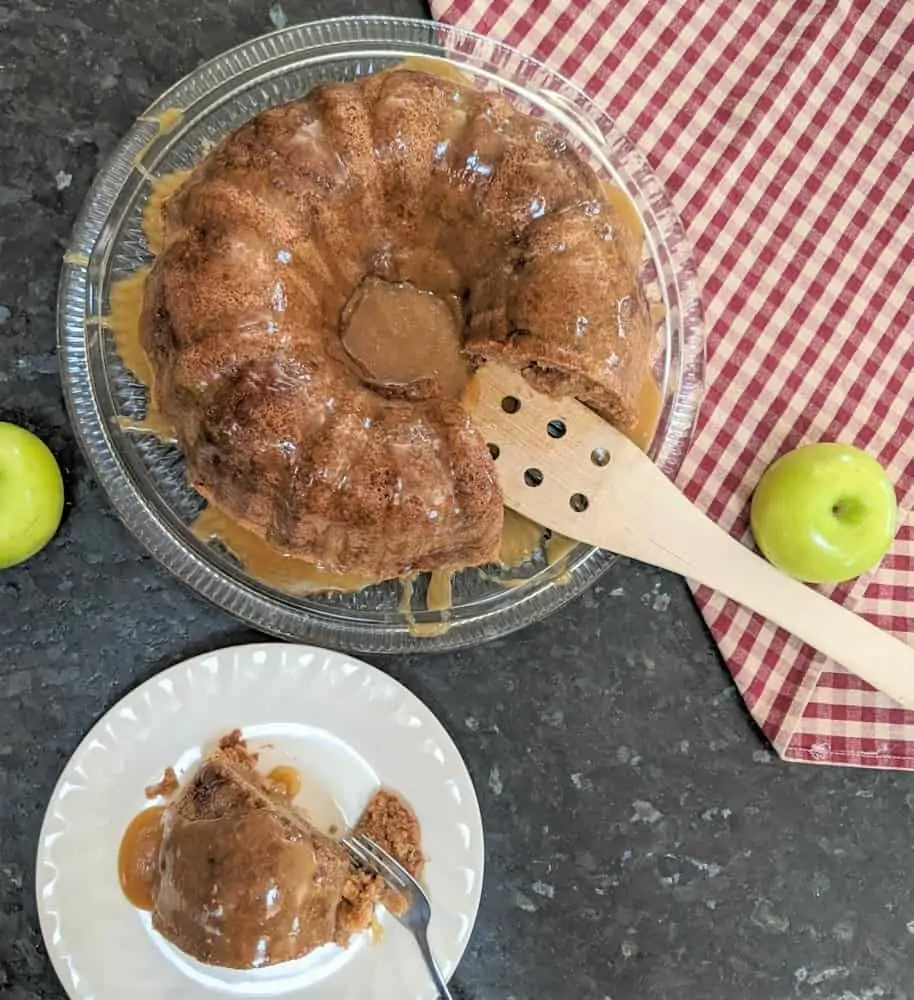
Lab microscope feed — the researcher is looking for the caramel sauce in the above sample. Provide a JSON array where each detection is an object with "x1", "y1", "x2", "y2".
[
  {"x1": 142, "y1": 168, "x2": 193, "y2": 254},
  {"x1": 118, "y1": 805, "x2": 166, "y2": 911},
  {"x1": 603, "y1": 182, "x2": 644, "y2": 248},
  {"x1": 397, "y1": 575, "x2": 416, "y2": 616},
  {"x1": 138, "y1": 107, "x2": 184, "y2": 133},
  {"x1": 107, "y1": 267, "x2": 177, "y2": 441},
  {"x1": 109, "y1": 268, "x2": 153, "y2": 385},
  {"x1": 342, "y1": 278, "x2": 468, "y2": 399},
  {"x1": 406, "y1": 618, "x2": 451, "y2": 638},
  {"x1": 117, "y1": 413, "x2": 177, "y2": 442},
  {"x1": 545, "y1": 533, "x2": 578, "y2": 567},
  {"x1": 499, "y1": 509, "x2": 548, "y2": 567},
  {"x1": 105, "y1": 86, "x2": 663, "y2": 618},
  {"x1": 427, "y1": 570, "x2": 452, "y2": 613},
  {"x1": 628, "y1": 375, "x2": 663, "y2": 453},
  {"x1": 193, "y1": 505, "x2": 375, "y2": 595},
  {"x1": 133, "y1": 108, "x2": 185, "y2": 170},
  {"x1": 397, "y1": 575, "x2": 451, "y2": 637},
  {"x1": 267, "y1": 765, "x2": 302, "y2": 798},
  {"x1": 133, "y1": 108, "x2": 184, "y2": 181},
  {"x1": 63, "y1": 250, "x2": 90, "y2": 267},
  {"x1": 393, "y1": 55, "x2": 473, "y2": 86},
  {"x1": 406, "y1": 571, "x2": 452, "y2": 637}
]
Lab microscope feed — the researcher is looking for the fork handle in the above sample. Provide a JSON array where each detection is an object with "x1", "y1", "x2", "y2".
[{"x1": 416, "y1": 930, "x2": 454, "y2": 1000}]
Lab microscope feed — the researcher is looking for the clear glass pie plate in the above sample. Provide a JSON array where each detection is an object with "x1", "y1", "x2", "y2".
[{"x1": 58, "y1": 15, "x2": 704, "y2": 653}]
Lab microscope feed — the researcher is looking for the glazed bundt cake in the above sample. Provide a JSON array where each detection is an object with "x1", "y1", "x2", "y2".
[{"x1": 141, "y1": 68, "x2": 653, "y2": 580}]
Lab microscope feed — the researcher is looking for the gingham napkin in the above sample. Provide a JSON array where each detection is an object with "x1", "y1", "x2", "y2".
[{"x1": 431, "y1": 0, "x2": 914, "y2": 768}]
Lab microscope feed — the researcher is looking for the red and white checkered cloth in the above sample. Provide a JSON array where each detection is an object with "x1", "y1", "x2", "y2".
[{"x1": 431, "y1": 0, "x2": 914, "y2": 768}]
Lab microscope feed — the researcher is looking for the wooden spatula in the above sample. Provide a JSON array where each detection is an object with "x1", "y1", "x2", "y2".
[{"x1": 469, "y1": 364, "x2": 914, "y2": 709}]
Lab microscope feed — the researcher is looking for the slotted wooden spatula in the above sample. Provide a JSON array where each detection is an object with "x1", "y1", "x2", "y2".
[{"x1": 469, "y1": 364, "x2": 914, "y2": 709}]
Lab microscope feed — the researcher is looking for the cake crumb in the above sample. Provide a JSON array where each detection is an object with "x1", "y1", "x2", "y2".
[
  {"x1": 219, "y1": 729, "x2": 244, "y2": 750},
  {"x1": 337, "y1": 788, "x2": 425, "y2": 930},
  {"x1": 144, "y1": 766, "x2": 178, "y2": 800},
  {"x1": 354, "y1": 788, "x2": 424, "y2": 875},
  {"x1": 217, "y1": 729, "x2": 258, "y2": 765}
]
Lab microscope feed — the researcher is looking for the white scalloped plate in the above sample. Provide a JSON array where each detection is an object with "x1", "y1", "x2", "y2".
[{"x1": 35, "y1": 644, "x2": 484, "y2": 1000}]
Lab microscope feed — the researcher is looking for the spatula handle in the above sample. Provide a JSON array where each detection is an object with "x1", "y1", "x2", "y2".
[
  {"x1": 677, "y1": 514, "x2": 914, "y2": 707},
  {"x1": 587, "y1": 467, "x2": 914, "y2": 711}
]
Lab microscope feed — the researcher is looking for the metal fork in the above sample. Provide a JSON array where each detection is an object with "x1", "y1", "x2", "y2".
[{"x1": 342, "y1": 833, "x2": 453, "y2": 1000}]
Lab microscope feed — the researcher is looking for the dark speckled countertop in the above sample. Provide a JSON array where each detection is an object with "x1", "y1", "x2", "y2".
[{"x1": 2, "y1": 2, "x2": 914, "y2": 998}]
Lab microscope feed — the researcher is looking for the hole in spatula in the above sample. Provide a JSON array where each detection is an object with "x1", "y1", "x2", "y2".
[
  {"x1": 547, "y1": 419, "x2": 566, "y2": 439},
  {"x1": 487, "y1": 443, "x2": 500, "y2": 460},
  {"x1": 501, "y1": 395, "x2": 521, "y2": 414},
  {"x1": 524, "y1": 468, "x2": 544, "y2": 487},
  {"x1": 591, "y1": 447, "x2": 610, "y2": 467},
  {"x1": 570, "y1": 493, "x2": 589, "y2": 512}
]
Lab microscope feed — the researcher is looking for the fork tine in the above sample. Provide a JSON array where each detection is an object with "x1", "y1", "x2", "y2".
[
  {"x1": 353, "y1": 838, "x2": 410, "y2": 891},
  {"x1": 341, "y1": 835, "x2": 371, "y2": 868},
  {"x1": 342, "y1": 834, "x2": 408, "y2": 893},
  {"x1": 350, "y1": 833, "x2": 416, "y2": 894}
]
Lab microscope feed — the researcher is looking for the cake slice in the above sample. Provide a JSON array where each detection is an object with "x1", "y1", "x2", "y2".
[
  {"x1": 465, "y1": 200, "x2": 653, "y2": 428},
  {"x1": 151, "y1": 737, "x2": 350, "y2": 969}
]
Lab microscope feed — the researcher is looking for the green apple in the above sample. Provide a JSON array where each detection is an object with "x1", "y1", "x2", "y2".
[
  {"x1": 0, "y1": 422, "x2": 65, "y2": 570},
  {"x1": 750, "y1": 442, "x2": 897, "y2": 585}
]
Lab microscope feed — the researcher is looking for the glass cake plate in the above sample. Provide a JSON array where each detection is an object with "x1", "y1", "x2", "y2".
[{"x1": 58, "y1": 16, "x2": 705, "y2": 653}]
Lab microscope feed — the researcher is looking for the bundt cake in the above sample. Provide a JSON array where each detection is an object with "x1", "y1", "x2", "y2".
[{"x1": 141, "y1": 68, "x2": 652, "y2": 580}]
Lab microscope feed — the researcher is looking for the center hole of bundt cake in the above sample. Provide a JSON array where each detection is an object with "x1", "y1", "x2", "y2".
[{"x1": 340, "y1": 276, "x2": 468, "y2": 399}]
